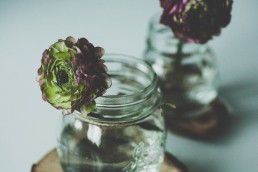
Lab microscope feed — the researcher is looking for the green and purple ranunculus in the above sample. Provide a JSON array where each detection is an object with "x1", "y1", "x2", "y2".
[
  {"x1": 160, "y1": 0, "x2": 233, "y2": 43},
  {"x1": 37, "y1": 36, "x2": 111, "y2": 115}
]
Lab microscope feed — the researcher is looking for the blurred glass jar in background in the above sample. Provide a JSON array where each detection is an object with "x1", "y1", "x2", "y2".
[
  {"x1": 144, "y1": 14, "x2": 219, "y2": 118},
  {"x1": 57, "y1": 54, "x2": 166, "y2": 172}
]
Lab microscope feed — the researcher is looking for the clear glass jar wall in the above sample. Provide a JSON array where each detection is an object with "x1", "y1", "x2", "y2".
[
  {"x1": 144, "y1": 14, "x2": 219, "y2": 118},
  {"x1": 57, "y1": 54, "x2": 166, "y2": 172}
]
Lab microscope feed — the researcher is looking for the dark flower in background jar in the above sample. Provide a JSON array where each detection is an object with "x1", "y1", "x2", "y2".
[
  {"x1": 160, "y1": 0, "x2": 233, "y2": 43},
  {"x1": 37, "y1": 36, "x2": 111, "y2": 115}
]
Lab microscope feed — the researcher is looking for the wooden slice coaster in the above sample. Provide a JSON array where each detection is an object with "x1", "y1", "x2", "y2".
[
  {"x1": 165, "y1": 98, "x2": 229, "y2": 139},
  {"x1": 31, "y1": 149, "x2": 188, "y2": 172}
]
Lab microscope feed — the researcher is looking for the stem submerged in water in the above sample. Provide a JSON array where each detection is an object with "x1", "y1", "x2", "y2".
[
  {"x1": 177, "y1": 39, "x2": 184, "y2": 56},
  {"x1": 174, "y1": 39, "x2": 184, "y2": 68}
]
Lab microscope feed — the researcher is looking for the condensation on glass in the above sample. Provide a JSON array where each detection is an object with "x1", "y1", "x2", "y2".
[{"x1": 57, "y1": 54, "x2": 166, "y2": 172}]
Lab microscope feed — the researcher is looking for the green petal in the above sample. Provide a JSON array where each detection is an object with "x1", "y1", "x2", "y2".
[
  {"x1": 54, "y1": 52, "x2": 71, "y2": 61},
  {"x1": 52, "y1": 94, "x2": 71, "y2": 103},
  {"x1": 54, "y1": 42, "x2": 68, "y2": 53},
  {"x1": 49, "y1": 47, "x2": 59, "y2": 56},
  {"x1": 43, "y1": 84, "x2": 62, "y2": 100},
  {"x1": 53, "y1": 99, "x2": 71, "y2": 109},
  {"x1": 58, "y1": 102, "x2": 71, "y2": 109}
]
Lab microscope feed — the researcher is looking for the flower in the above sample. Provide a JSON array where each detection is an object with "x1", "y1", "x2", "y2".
[
  {"x1": 160, "y1": 0, "x2": 233, "y2": 43},
  {"x1": 37, "y1": 36, "x2": 111, "y2": 115}
]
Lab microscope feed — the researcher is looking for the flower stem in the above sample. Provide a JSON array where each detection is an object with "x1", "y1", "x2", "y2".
[
  {"x1": 175, "y1": 39, "x2": 184, "y2": 67},
  {"x1": 177, "y1": 39, "x2": 184, "y2": 55}
]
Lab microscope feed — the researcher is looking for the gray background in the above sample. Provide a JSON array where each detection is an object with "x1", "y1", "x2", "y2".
[{"x1": 0, "y1": 0, "x2": 258, "y2": 171}]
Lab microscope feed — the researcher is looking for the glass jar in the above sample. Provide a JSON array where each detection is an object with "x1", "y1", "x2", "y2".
[
  {"x1": 57, "y1": 54, "x2": 166, "y2": 172},
  {"x1": 144, "y1": 14, "x2": 218, "y2": 118}
]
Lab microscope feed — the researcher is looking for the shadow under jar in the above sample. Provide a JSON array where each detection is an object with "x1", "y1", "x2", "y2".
[
  {"x1": 57, "y1": 54, "x2": 166, "y2": 172},
  {"x1": 144, "y1": 14, "x2": 219, "y2": 118}
]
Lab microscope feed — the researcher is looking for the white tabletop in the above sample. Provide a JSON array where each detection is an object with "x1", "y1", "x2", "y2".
[{"x1": 0, "y1": 1, "x2": 257, "y2": 172}]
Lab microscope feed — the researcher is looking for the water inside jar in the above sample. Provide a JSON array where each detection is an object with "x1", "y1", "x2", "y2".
[{"x1": 57, "y1": 115, "x2": 165, "y2": 172}]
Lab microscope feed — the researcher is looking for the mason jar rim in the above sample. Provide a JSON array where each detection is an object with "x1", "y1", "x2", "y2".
[
  {"x1": 76, "y1": 54, "x2": 160, "y2": 127},
  {"x1": 99, "y1": 53, "x2": 158, "y2": 102}
]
